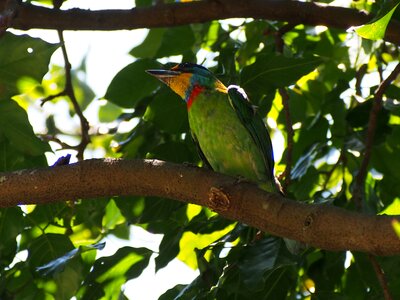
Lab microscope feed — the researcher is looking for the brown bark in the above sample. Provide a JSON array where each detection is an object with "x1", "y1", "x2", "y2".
[
  {"x1": 2, "y1": 1, "x2": 400, "y2": 45},
  {"x1": 0, "y1": 158, "x2": 399, "y2": 255}
]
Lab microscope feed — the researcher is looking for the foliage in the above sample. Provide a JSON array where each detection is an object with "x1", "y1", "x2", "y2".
[
  {"x1": 1, "y1": 0, "x2": 400, "y2": 299},
  {"x1": 355, "y1": 1, "x2": 400, "y2": 40}
]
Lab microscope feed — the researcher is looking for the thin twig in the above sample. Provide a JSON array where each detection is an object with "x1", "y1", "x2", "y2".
[
  {"x1": 368, "y1": 254, "x2": 393, "y2": 300},
  {"x1": 322, "y1": 150, "x2": 344, "y2": 191},
  {"x1": 279, "y1": 87, "x2": 294, "y2": 193},
  {"x1": 355, "y1": 64, "x2": 367, "y2": 96},
  {"x1": 274, "y1": 24, "x2": 297, "y2": 193},
  {"x1": 39, "y1": 134, "x2": 75, "y2": 150},
  {"x1": 274, "y1": 23, "x2": 297, "y2": 53},
  {"x1": 353, "y1": 62, "x2": 400, "y2": 207},
  {"x1": 56, "y1": 29, "x2": 90, "y2": 160},
  {"x1": 40, "y1": 90, "x2": 67, "y2": 106}
]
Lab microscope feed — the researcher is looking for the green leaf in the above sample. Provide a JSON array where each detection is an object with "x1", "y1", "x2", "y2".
[
  {"x1": 159, "y1": 284, "x2": 187, "y2": 300},
  {"x1": 130, "y1": 26, "x2": 196, "y2": 59},
  {"x1": 156, "y1": 26, "x2": 195, "y2": 58},
  {"x1": 2, "y1": 263, "x2": 46, "y2": 300},
  {"x1": 238, "y1": 237, "x2": 295, "y2": 290},
  {"x1": 98, "y1": 101, "x2": 125, "y2": 123},
  {"x1": 130, "y1": 29, "x2": 165, "y2": 58},
  {"x1": 0, "y1": 208, "x2": 24, "y2": 268},
  {"x1": 0, "y1": 32, "x2": 59, "y2": 99},
  {"x1": 104, "y1": 59, "x2": 162, "y2": 108},
  {"x1": 82, "y1": 246, "x2": 152, "y2": 299},
  {"x1": 147, "y1": 141, "x2": 193, "y2": 163},
  {"x1": 0, "y1": 100, "x2": 50, "y2": 156},
  {"x1": 143, "y1": 87, "x2": 189, "y2": 134},
  {"x1": 36, "y1": 242, "x2": 105, "y2": 276},
  {"x1": 28, "y1": 234, "x2": 75, "y2": 268},
  {"x1": 135, "y1": 0, "x2": 153, "y2": 7},
  {"x1": 355, "y1": 3, "x2": 400, "y2": 40},
  {"x1": 241, "y1": 54, "x2": 323, "y2": 93},
  {"x1": 379, "y1": 198, "x2": 400, "y2": 215},
  {"x1": 28, "y1": 234, "x2": 85, "y2": 299},
  {"x1": 102, "y1": 199, "x2": 125, "y2": 230},
  {"x1": 293, "y1": 115, "x2": 329, "y2": 161},
  {"x1": 343, "y1": 253, "x2": 381, "y2": 299},
  {"x1": 155, "y1": 226, "x2": 184, "y2": 271},
  {"x1": 291, "y1": 144, "x2": 320, "y2": 180}
]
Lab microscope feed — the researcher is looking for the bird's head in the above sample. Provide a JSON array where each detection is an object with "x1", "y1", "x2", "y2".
[{"x1": 147, "y1": 63, "x2": 227, "y2": 107}]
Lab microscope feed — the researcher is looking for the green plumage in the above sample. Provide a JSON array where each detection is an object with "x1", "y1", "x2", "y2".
[{"x1": 188, "y1": 86, "x2": 276, "y2": 193}]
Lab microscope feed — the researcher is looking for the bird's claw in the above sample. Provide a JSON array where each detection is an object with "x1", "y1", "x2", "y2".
[{"x1": 234, "y1": 176, "x2": 251, "y2": 185}]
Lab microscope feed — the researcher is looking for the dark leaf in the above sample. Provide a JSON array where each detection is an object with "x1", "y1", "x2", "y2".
[
  {"x1": 104, "y1": 59, "x2": 162, "y2": 108},
  {"x1": 0, "y1": 100, "x2": 50, "y2": 156},
  {"x1": 0, "y1": 208, "x2": 24, "y2": 268},
  {"x1": 241, "y1": 54, "x2": 323, "y2": 92},
  {"x1": 0, "y1": 33, "x2": 58, "y2": 99},
  {"x1": 143, "y1": 87, "x2": 189, "y2": 134},
  {"x1": 291, "y1": 143, "x2": 320, "y2": 180},
  {"x1": 36, "y1": 242, "x2": 105, "y2": 276}
]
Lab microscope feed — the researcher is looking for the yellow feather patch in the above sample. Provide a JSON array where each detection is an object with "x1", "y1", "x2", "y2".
[
  {"x1": 164, "y1": 72, "x2": 228, "y2": 99},
  {"x1": 165, "y1": 73, "x2": 192, "y2": 99}
]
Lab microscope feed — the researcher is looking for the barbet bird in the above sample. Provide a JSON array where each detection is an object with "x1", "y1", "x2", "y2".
[
  {"x1": 147, "y1": 63, "x2": 304, "y2": 254},
  {"x1": 147, "y1": 63, "x2": 279, "y2": 193}
]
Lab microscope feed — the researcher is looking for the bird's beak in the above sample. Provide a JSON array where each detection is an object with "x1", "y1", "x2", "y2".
[{"x1": 146, "y1": 69, "x2": 181, "y2": 84}]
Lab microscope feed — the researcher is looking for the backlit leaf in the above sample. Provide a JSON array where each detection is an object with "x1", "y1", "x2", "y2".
[{"x1": 355, "y1": 3, "x2": 399, "y2": 40}]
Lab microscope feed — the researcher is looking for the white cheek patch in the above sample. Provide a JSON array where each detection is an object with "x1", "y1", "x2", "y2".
[{"x1": 229, "y1": 85, "x2": 248, "y2": 99}]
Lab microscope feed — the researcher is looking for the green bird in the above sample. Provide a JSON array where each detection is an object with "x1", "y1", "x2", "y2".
[{"x1": 146, "y1": 63, "x2": 279, "y2": 193}]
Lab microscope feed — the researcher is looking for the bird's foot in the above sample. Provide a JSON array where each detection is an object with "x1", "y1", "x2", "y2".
[
  {"x1": 234, "y1": 176, "x2": 251, "y2": 185},
  {"x1": 182, "y1": 161, "x2": 199, "y2": 168}
]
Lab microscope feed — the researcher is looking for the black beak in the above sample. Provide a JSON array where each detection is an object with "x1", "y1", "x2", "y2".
[{"x1": 146, "y1": 69, "x2": 181, "y2": 78}]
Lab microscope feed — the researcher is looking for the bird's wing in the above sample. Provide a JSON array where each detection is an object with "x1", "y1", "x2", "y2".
[
  {"x1": 191, "y1": 131, "x2": 213, "y2": 169},
  {"x1": 227, "y1": 85, "x2": 275, "y2": 180}
]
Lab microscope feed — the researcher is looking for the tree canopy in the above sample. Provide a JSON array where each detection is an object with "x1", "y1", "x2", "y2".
[{"x1": 1, "y1": 0, "x2": 400, "y2": 299}]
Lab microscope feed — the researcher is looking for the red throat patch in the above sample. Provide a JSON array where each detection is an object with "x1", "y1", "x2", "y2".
[{"x1": 187, "y1": 85, "x2": 204, "y2": 110}]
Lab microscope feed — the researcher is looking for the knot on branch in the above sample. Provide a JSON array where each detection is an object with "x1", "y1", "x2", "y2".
[
  {"x1": 207, "y1": 186, "x2": 231, "y2": 212},
  {"x1": 303, "y1": 213, "x2": 314, "y2": 229},
  {"x1": 0, "y1": 0, "x2": 18, "y2": 35}
]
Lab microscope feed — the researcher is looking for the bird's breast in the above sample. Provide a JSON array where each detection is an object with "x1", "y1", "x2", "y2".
[{"x1": 188, "y1": 92, "x2": 268, "y2": 184}]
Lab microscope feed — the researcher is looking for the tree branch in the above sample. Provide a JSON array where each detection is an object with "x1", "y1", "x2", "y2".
[
  {"x1": 0, "y1": 0, "x2": 18, "y2": 35},
  {"x1": 368, "y1": 254, "x2": 393, "y2": 300},
  {"x1": 0, "y1": 158, "x2": 399, "y2": 255},
  {"x1": 3, "y1": 1, "x2": 400, "y2": 45},
  {"x1": 353, "y1": 62, "x2": 400, "y2": 207},
  {"x1": 57, "y1": 29, "x2": 90, "y2": 160},
  {"x1": 275, "y1": 24, "x2": 296, "y2": 193}
]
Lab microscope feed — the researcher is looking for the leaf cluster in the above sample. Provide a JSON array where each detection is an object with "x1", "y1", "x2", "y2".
[{"x1": 1, "y1": 0, "x2": 400, "y2": 299}]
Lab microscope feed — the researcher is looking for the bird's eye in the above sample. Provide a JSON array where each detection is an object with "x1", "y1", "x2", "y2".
[
  {"x1": 171, "y1": 62, "x2": 209, "y2": 73},
  {"x1": 180, "y1": 62, "x2": 193, "y2": 70}
]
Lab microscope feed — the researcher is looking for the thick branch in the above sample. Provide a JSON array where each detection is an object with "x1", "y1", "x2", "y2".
[
  {"x1": 0, "y1": 158, "x2": 399, "y2": 255},
  {"x1": 3, "y1": 1, "x2": 400, "y2": 45}
]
